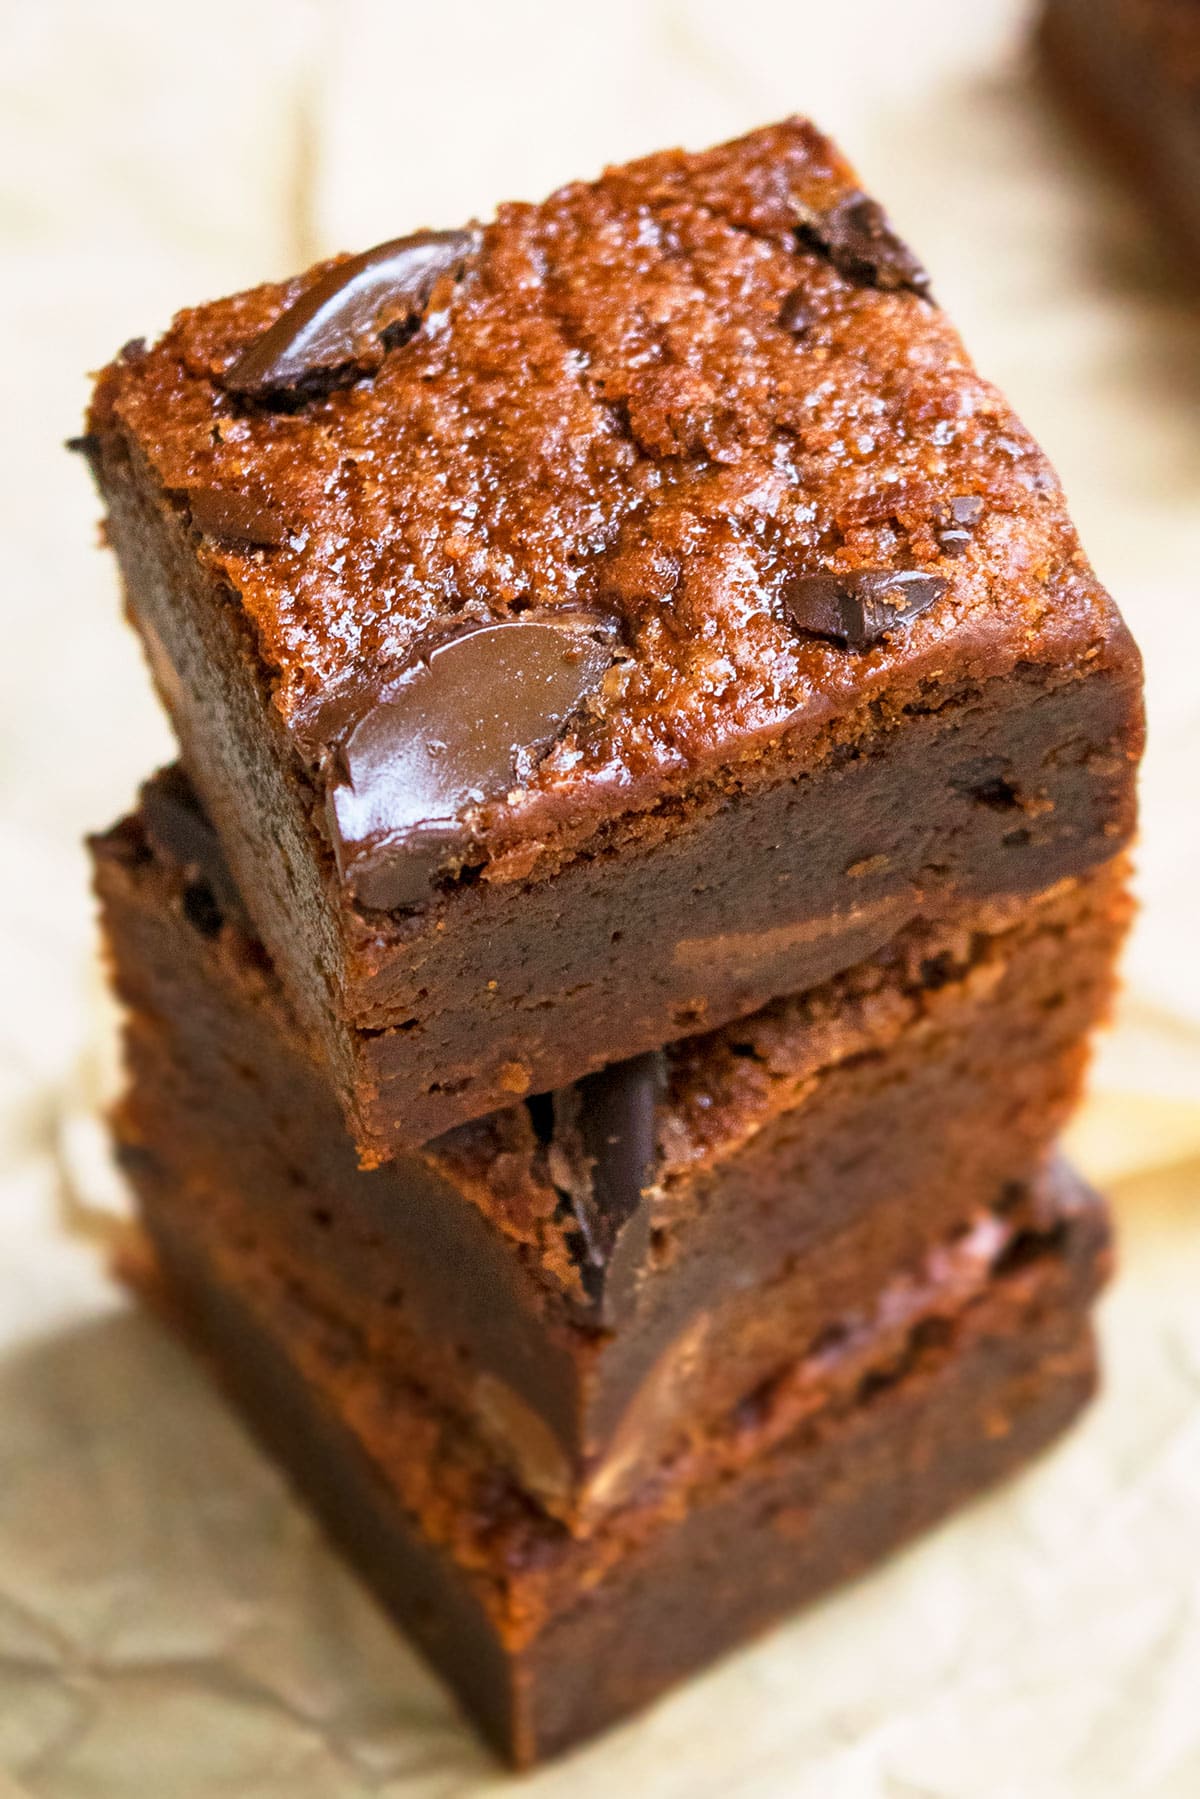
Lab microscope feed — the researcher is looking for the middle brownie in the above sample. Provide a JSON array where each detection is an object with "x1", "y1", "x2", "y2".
[{"x1": 93, "y1": 768, "x2": 1129, "y2": 1529}]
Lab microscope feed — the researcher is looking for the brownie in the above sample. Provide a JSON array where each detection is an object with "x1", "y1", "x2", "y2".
[
  {"x1": 80, "y1": 118, "x2": 1143, "y2": 1158},
  {"x1": 129, "y1": 1156, "x2": 1109, "y2": 1765},
  {"x1": 1042, "y1": 0, "x2": 1200, "y2": 273},
  {"x1": 92, "y1": 768, "x2": 1131, "y2": 1525}
]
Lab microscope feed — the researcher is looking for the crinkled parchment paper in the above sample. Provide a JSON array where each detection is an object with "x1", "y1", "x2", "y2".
[{"x1": 2, "y1": 3, "x2": 1197, "y2": 1793}]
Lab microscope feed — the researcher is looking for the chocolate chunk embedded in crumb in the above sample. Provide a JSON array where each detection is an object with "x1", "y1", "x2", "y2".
[
  {"x1": 784, "y1": 570, "x2": 947, "y2": 652},
  {"x1": 936, "y1": 494, "x2": 986, "y2": 558},
  {"x1": 797, "y1": 191, "x2": 931, "y2": 297},
  {"x1": 224, "y1": 229, "x2": 477, "y2": 398},
  {"x1": 187, "y1": 487, "x2": 291, "y2": 547},
  {"x1": 550, "y1": 1051, "x2": 667, "y2": 1317},
  {"x1": 139, "y1": 764, "x2": 246, "y2": 924},
  {"x1": 776, "y1": 285, "x2": 816, "y2": 333},
  {"x1": 325, "y1": 614, "x2": 618, "y2": 911}
]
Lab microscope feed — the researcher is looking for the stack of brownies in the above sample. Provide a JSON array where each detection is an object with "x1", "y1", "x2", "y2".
[{"x1": 79, "y1": 120, "x2": 1142, "y2": 1765}]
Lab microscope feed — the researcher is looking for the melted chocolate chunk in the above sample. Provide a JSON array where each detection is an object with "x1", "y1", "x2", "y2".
[
  {"x1": 187, "y1": 486, "x2": 291, "y2": 547},
  {"x1": 777, "y1": 285, "x2": 816, "y2": 334},
  {"x1": 936, "y1": 493, "x2": 986, "y2": 557},
  {"x1": 325, "y1": 614, "x2": 617, "y2": 910},
  {"x1": 783, "y1": 569, "x2": 946, "y2": 651},
  {"x1": 797, "y1": 191, "x2": 931, "y2": 298},
  {"x1": 140, "y1": 766, "x2": 245, "y2": 924},
  {"x1": 224, "y1": 229, "x2": 476, "y2": 398},
  {"x1": 552, "y1": 1051, "x2": 667, "y2": 1320},
  {"x1": 181, "y1": 879, "x2": 225, "y2": 938}
]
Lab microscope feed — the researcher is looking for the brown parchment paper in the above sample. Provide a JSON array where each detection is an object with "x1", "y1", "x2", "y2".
[{"x1": 2, "y1": 3, "x2": 1197, "y2": 1793}]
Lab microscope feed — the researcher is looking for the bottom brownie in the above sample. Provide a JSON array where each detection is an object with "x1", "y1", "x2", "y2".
[{"x1": 127, "y1": 1158, "x2": 1108, "y2": 1766}]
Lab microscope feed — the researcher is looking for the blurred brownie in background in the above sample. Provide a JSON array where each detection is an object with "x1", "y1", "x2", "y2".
[{"x1": 1042, "y1": 0, "x2": 1200, "y2": 273}]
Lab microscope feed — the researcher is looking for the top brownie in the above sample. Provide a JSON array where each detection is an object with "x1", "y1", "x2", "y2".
[{"x1": 83, "y1": 119, "x2": 1142, "y2": 1158}]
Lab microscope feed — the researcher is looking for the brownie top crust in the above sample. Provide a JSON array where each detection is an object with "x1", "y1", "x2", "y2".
[{"x1": 87, "y1": 118, "x2": 1132, "y2": 906}]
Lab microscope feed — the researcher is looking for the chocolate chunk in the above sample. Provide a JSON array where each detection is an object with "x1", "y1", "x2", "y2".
[
  {"x1": 936, "y1": 531, "x2": 971, "y2": 558},
  {"x1": 325, "y1": 613, "x2": 617, "y2": 910},
  {"x1": 225, "y1": 229, "x2": 476, "y2": 398},
  {"x1": 187, "y1": 486, "x2": 291, "y2": 547},
  {"x1": 936, "y1": 494, "x2": 985, "y2": 557},
  {"x1": 783, "y1": 569, "x2": 946, "y2": 651},
  {"x1": 181, "y1": 879, "x2": 225, "y2": 938},
  {"x1": 777, "y1": 285, "x2": 816, "y2": 334},
  {"x1": 140, "y1": 766, "x2": 245, "y2": 924},
  {"x1": 797, "y1": 191, "x2": 931, "y2": 298},
  {"x1": 551, "y1": 1051, "x2": 667, "y2": 1319}
]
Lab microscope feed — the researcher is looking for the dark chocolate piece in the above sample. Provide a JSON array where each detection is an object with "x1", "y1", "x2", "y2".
[
  {"x1": 936, "y1": 494, "x2": 985, "y2": 558},
  {"x1": 325, "y1": 614, "x2": 617, "y2": 911},
  {"x1": 777, "y1": 285, "x2": 816, "y2": 333},
  {"x1": 187, "y1": 487, "x2": 291, "y2": 547},
  {"x1": 225, "y1": 229, "x2": 476, "y2": 397},
  {"x1": 551, "y1": 1051, "x2": 666, "y2": 1317},
  {"x1": 139, "y1": 765, "x2": 245, "y2": 922},
  {"x1": 797, "y1": 191, "x2": 931, "y2": 297},
  {"x1": 783, "y1": 569, "x2": 947, "y2": 651}
]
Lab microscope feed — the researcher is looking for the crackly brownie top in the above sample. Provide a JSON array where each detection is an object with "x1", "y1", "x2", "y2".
[{"x1": 89, "y1": 119, "x2": 1119, "y2": 904}]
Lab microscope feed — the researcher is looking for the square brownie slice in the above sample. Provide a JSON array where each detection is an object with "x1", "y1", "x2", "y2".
[
  {"x1": 92, "y1": 768, "x2": 1131, "y2": 1526},
  {"x1": 82, "y1": 119, "x2": 1142, "y2": 1157},
  {"x1": 134, "y1": 1154, "x2": 1108, "y2": 1765}
]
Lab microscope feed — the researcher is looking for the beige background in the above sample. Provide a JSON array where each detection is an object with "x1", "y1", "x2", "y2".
[{"x1": 2, "y1": 2, "x2": 1198, "y2": 1793}]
